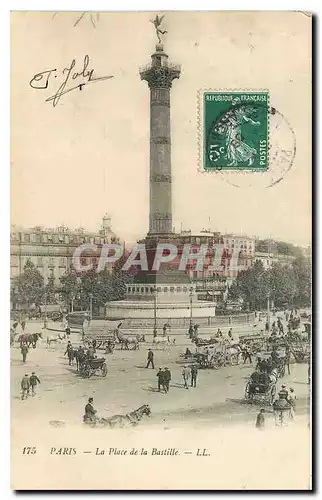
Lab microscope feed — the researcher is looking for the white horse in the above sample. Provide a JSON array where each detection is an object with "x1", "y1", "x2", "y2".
[
  {"x1": 115, "y1": 329, "x2": 139, "y2": 350},
  {"x1": 152, "y1": 335, "x2": 169, "y2": 350},
  {"x1": 46, "y1": 332, "x2": 66, "y2": 347}
]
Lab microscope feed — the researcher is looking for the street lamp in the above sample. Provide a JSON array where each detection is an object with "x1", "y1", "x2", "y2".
[
  {"x1": 267, "y1": 292, "x2": 270, "y2": 330},
  {"x1": 71, "y1": 294, "x2": 75, "y2": 313},
  {"x1": 189, "y1": 286, "x2": 193, "y2": 327},
  {"x1": 89, "y1": 293, "x2": 93, "y2": 322},
  {"x1": 153, "y1": 286, "x2": 157, "y2": 336},
  {"x1": 43, "y1": 291, "x2": 48, "y2": 329}
]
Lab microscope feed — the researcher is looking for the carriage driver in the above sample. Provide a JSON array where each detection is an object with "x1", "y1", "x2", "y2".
[{"x1": 83, "y1": 397, "x2": 98, "y2": 424}]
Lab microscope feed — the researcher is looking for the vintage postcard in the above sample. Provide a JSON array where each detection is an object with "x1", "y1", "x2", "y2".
[{"x1": 10, "y1": 11, "x2": 312, "y2": 490}]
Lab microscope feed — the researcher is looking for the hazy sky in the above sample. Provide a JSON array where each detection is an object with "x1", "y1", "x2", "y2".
[{"x1": 11, "y1": 11, "x2": 311, "y2": 246}]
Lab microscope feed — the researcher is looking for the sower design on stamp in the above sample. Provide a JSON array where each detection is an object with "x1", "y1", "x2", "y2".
[{"x1": 204, "y1": 91, "x2": 269, "y2": 171}]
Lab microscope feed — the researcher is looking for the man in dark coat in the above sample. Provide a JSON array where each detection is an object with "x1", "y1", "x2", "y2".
[
  {"x1": 256, "y1": 409, "x2": 265, "y2": 430},
  {"x1": 146, "y1": 349, "x2": 155, "y2": 369},
  {"x1": 65, "y1": 342, "x2": 74, "y2": 365},
  {"x1": 191, "y1": 365, "x2": 198, "y2": 387},
  {"x1": 29, "y1": 372, "x2": 41, "y2": 396},
  {"x1": 243, "y1": 345, "x2": 252, "y2": 364},
  {"x1": 157, "y1": 368, "x2": 165, "y2": 392},
  {"x1": 163, "y1": 367, "x2": 171, "y2": 392},
  {"x1": 21, "y1": 343, "x2": 28, "y2": 363},
  {"x1": 84, "y1": 397, "x2": 97, "y2": 424}
]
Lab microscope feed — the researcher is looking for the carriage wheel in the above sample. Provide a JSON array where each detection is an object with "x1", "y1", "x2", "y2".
[
  {"x1": 245, "y1": 382, "x2": 252, "y2": 400},
  {"x1": 270, "y1": 384, "x2": 277, "y2": 405},
  {"x1": 101, "y1": 363, "x2": 107, "y2": 377}
]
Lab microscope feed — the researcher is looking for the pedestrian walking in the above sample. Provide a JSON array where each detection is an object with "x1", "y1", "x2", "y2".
[
  {"x1": 146, "y1": 349, "x2": 155, "y2": 369},
  {"x1": 255, "y1": 409, "x2": 265, "y2": 430},
  {"x1": 65, "y1": 342, "x2": 74, "y2": 365},
  {"x1": 21, "y1": 374, "x2": 30, "y2": 400},
  {"x1": 182, "y1": 365, "x2": 190, "y2": 389},
  {"x1": 65, "y1": 326, "x2": 71, "y2": 337},
  {"x1": 21, "y1": 343, "x2": 28, "y2": 363},
  {"x1": 29, "y1": 372, "x2": 41, "y2": 396},
  {"x1": 163, "y1": 367, "x2": 171, "y2": 392},
  {"x1": 243, "y1": 346, "x2": 252, "y2": 364},
  {"x1": 156, "y1": 368, "x2": 164, "y2": 392},
  {"x1": 190, "y1": 365, "x2": 198, "y2": 387}
]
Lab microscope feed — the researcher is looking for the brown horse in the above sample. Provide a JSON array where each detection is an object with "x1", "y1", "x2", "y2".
[
  {"x1": 98, "y1": 405, "x2": 151, "y2": 428},
  {"x1": 18, "y1": 332, "x2": 42, "y2": 348}
]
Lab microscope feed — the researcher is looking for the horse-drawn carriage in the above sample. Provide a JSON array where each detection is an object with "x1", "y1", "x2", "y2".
[
  {"x1": 239, "y1": 333, "x2": 267, "y2": 355},
  {"x1": 194, "y1": 350, "x2": 226, "y2": 369},
  {"x1": 257, "y1": 349, "x2": 286, "y2": 378},
  {"x1": 79, "y1": 357, "x2": 108, "y2": 378},
  {"x1": 83, "y1": 331, "x2": 115, "y2": 350},
  {"x1": 245, "y1": 370, "x2": 277, "y2": 405}
]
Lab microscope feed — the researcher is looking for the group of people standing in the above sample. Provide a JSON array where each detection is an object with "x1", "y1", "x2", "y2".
[{"x1": 146, "y1": 349, "x2": 199, "y2": 391}]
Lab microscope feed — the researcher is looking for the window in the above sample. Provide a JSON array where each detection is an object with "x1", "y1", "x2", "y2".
[
  {"x1": 183, "y1": 287, "x2": 188, "y2": 292},
  {"x1": 47, "y1": 234, "x2": 53, "y2": 242},
  {"x1": 177, "y1": 287, "x2": 182, "y2": 292},
  {"x1": 53, "y1": 235, "x2": 59, "y2": 244},
  {"x1": 164, "y1": 287, "x2": 168, "y2": 292},
  {"x1": 59, "y1": 257, "x2": 66, "y2": 267},
  {"x1": 48, "y1": 257, "x2": 55, "y2": 267},
  {"x1": 170, "y1": 287, "x2": 175, "y2": 293},
  {"x1": 157, "y1": 287, "x2": 161, "y2": 292},
  {"x1": 42, "y1": 234, "x2": 48, "y2": 243},
  {"x1": 37, "y1": 257, "x2": 43, "y2": 267},
  {"x1": 64, "y1": 235, "x2": 69, "y2": 244},
  {"x1": 141, "y1": 287, "x2": 144, "y2": 293},
  {"x1": 24, "y1": 234, "x2": 30, "y2": 243}
]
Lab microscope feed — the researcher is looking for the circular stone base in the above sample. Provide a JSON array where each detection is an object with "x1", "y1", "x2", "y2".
[{"x1": 105, "y1": 299, "x2": 216, "y2": 328}]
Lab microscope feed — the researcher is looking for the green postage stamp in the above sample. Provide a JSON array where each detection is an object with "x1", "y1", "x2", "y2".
[{"x1": 202, "y1": 91, "x2": 269, "y2": 171}]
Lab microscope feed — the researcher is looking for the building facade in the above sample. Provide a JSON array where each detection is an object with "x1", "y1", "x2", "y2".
[
  {"x1": 254, "y1": 251, "x2": 296, "y2": 270},
  {"x1": 10, "y1": 215, "x2": 120, "y2": 286}
]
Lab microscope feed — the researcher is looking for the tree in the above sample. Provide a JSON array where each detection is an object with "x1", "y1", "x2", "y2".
[
  {"x1": 292, "y1": 255, "x2": 311, "y2": 306},
  {"x1": 268, "y1": 263, "x2": 297, "y2": 308},
  {"x1": 59, "y1": 253, "x2": 135, "y2": 314},
  {"x1": 12, "y1": 260, "x2": 44, "y2": 307},
  {"x1": 59, "y1": 271, "x2": 80, "y2": 310},
  {"x1": 229, "y1": 260, "x2": 269, "y2": 310}
]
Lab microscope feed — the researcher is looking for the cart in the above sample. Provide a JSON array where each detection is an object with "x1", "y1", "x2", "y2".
[{"x1": 79, "y1": 357, "x2": 108, "y2": 378}]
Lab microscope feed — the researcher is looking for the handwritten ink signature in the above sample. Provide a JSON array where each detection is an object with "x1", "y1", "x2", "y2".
[{"x1": 29, "y1": 55, "x2": 114, "y2": 107}]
